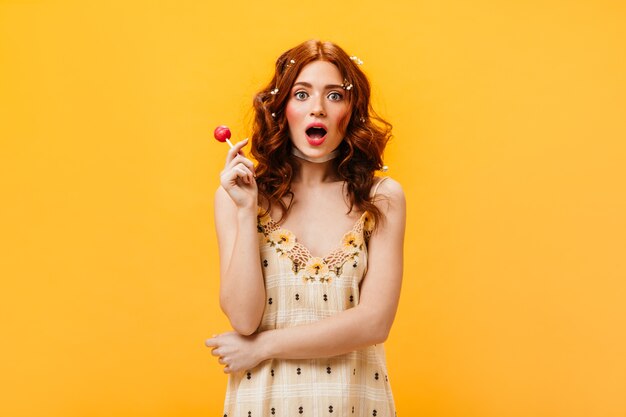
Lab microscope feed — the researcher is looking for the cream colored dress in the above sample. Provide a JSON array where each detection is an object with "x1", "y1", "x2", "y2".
[{"x1": 222, "y1": 179, "x2": 397, "y2": 417}]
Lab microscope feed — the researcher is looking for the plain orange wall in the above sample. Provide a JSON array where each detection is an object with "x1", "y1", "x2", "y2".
[{"x1": 1, "y1": 1, "x2": 625, "y2": 416}]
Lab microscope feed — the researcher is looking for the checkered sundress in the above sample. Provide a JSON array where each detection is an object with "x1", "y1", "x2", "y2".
[{"x1": 222, "y1": 179, "x2": 397, "y2": 417}]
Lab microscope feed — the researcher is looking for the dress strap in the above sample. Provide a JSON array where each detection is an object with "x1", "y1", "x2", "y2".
[{"x1": 371, "y1": 176, "x2": 390, "y2": 198}]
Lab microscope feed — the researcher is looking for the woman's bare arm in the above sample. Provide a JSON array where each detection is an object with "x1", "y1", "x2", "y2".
[{"x1": 214, "y1": 140, "x2": 265, "y2": 335}]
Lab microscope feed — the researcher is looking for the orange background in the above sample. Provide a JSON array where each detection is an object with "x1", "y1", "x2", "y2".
[{"x1": 1, "y1": 1, "x2": 625, "y2": 416}]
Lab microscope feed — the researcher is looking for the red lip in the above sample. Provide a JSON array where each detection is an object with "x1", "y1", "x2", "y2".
[
  {"x1": 306, "y1": 122, "x2": 328, "y2": 131},
  {"x1": 305, "y1": 122, "x2": 328, "y2": 146}
]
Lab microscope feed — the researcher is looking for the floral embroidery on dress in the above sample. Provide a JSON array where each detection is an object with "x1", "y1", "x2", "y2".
[
  {"x1": 257, "y1": 206, "x2": 272, "y2": 227},
  {"x1": 258, "y1": 209, "x2": 374, "y2": 283},
  {"x1": 268, "y1": 229, "x2": 296, "y2": 254},
  {"x1": 257, "y1": 207, "x2": 272, "y2": 246},
  {"x1": 302, "y1": 257, "x2": 331, "y2": 283},
  {"x1": 341, "y1": 231, "x2": 363, "y2": 254},
  {"x1": 362, "y1": 211, "x2": 375, "y2": 233}
]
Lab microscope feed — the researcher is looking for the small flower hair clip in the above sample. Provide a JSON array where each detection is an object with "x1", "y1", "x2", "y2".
[
  {"x1": 270, "y1": 88, "x2": 279, "y2": 95},
  {"x1": 381, "y1": 165, "x2": 389, "y2": 172},
  {"x1": 271, "y1": 112, "x2": 276, "y2": 118},
  {"x1": 341, "y1": 79, "x2": 353, "y2": 90},
  {"x1": 290, "y1": 59, "x2": 296, "y2": 64},
  {"x1": 350, "y1": 56, "x2": 364, "y2": 65}
]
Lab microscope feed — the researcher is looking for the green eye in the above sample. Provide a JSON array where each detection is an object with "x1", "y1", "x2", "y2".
[{"x1": 295, "y1": 91, "x2": 308, "y2": 100}]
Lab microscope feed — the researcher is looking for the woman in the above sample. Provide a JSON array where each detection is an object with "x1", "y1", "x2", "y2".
[{"x1": 205, "y1": 39, "x2": 405, "y2": 417}]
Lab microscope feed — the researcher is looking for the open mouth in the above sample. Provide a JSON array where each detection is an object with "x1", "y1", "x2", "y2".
[{"x1": 306, "y1": 126, "x2": 327, "y2": 140}]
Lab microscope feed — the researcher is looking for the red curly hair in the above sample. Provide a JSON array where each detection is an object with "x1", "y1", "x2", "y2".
[{"x1": 251, "y1": 39, "x2": 392, "y2": 227}]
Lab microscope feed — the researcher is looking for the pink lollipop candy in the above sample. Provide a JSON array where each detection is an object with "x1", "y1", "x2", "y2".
[{"x1": 213, "y1": 125, "x2": 234, "y2": 148}]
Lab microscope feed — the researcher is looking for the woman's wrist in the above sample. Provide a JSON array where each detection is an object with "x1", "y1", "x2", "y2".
[
  {"x1": 255, "y1": 330, "x2": 276, "y2": 362},
  {"x1": 236, "y1": 204, "x2": 257, "y2": 221}
]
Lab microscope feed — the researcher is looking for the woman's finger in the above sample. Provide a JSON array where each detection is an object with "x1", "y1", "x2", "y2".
[
  {"x1": 210, "y1": 347, "x2": 221, "y2": 357},
  {"x1": 233, "y1": 165, "x2": 252, "y2": 185},
  {"x1": 222, "y1": 164, "x2": 255, "y2": 186},
  {"x1": 229, "y1": 154, "x2": 255, "y2": 174},
  {"x1": 225, "y1": 138, "x2": 249, "y2": 163},
  {"x1": 223, "y1": 155, "x2": 255, "y2": 180}
]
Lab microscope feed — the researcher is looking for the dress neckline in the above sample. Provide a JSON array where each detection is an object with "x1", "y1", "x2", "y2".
[{"x1": 260, "y1": 208, "x2": 369, "y2": 261}]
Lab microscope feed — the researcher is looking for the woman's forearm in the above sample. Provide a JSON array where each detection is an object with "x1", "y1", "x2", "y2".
[
  {"x1": 219, "y1": 206, "x2": 265, "y2": 335},
  {"x1": 256, "y1": 304, "x2": 392, "y2": 361}
]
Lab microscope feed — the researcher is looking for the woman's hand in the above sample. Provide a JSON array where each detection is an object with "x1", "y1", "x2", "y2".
[
  {"x1": 220, "y1": 138, "x2": 257, "y2": 210},
  {"x1": 205, "y1": 331, "x2": 265, "y2": 374}
]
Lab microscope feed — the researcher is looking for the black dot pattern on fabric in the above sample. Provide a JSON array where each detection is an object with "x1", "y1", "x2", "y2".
[{"x1": 221, "y1": 205, "x2": 395, "y2": 415}]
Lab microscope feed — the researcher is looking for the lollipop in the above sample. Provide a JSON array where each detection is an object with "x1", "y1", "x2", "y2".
[{"x1": 213, "y1": 125, "x2": 234, "y2": 148}]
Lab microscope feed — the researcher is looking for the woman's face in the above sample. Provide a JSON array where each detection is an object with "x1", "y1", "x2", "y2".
[{"x1": 285, "y1": 60, "x2": 351, "y2": 159}]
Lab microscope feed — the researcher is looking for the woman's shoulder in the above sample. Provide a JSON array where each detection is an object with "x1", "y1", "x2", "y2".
[
  {"x1": 370, "y1": 176, "x2": 406, "y2": 232},
  {"x1": 371, "y1": 176, "x2": 405, "y2": 200}
]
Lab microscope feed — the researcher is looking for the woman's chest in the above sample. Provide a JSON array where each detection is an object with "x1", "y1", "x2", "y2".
[
  {"x1": 257, "y1": 208, "x2": 372, "y2": 284},
  {"x1": 271, "y1": 209, "x2": 364, "y2": 260}
]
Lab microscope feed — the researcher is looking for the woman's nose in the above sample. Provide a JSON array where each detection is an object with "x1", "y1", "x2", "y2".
[{"x1": 310, "y1": 97, "x2": 326, "y2": 117}]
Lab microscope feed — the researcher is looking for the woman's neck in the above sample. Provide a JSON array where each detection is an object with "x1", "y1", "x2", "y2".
[{"x1": 292, "y1": 159, "x2": 340, "y2": 185}]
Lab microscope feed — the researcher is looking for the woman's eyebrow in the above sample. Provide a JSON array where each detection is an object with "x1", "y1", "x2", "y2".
[{"x1": 292, "y1": 82, "x2": 344, "y2": 89}]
